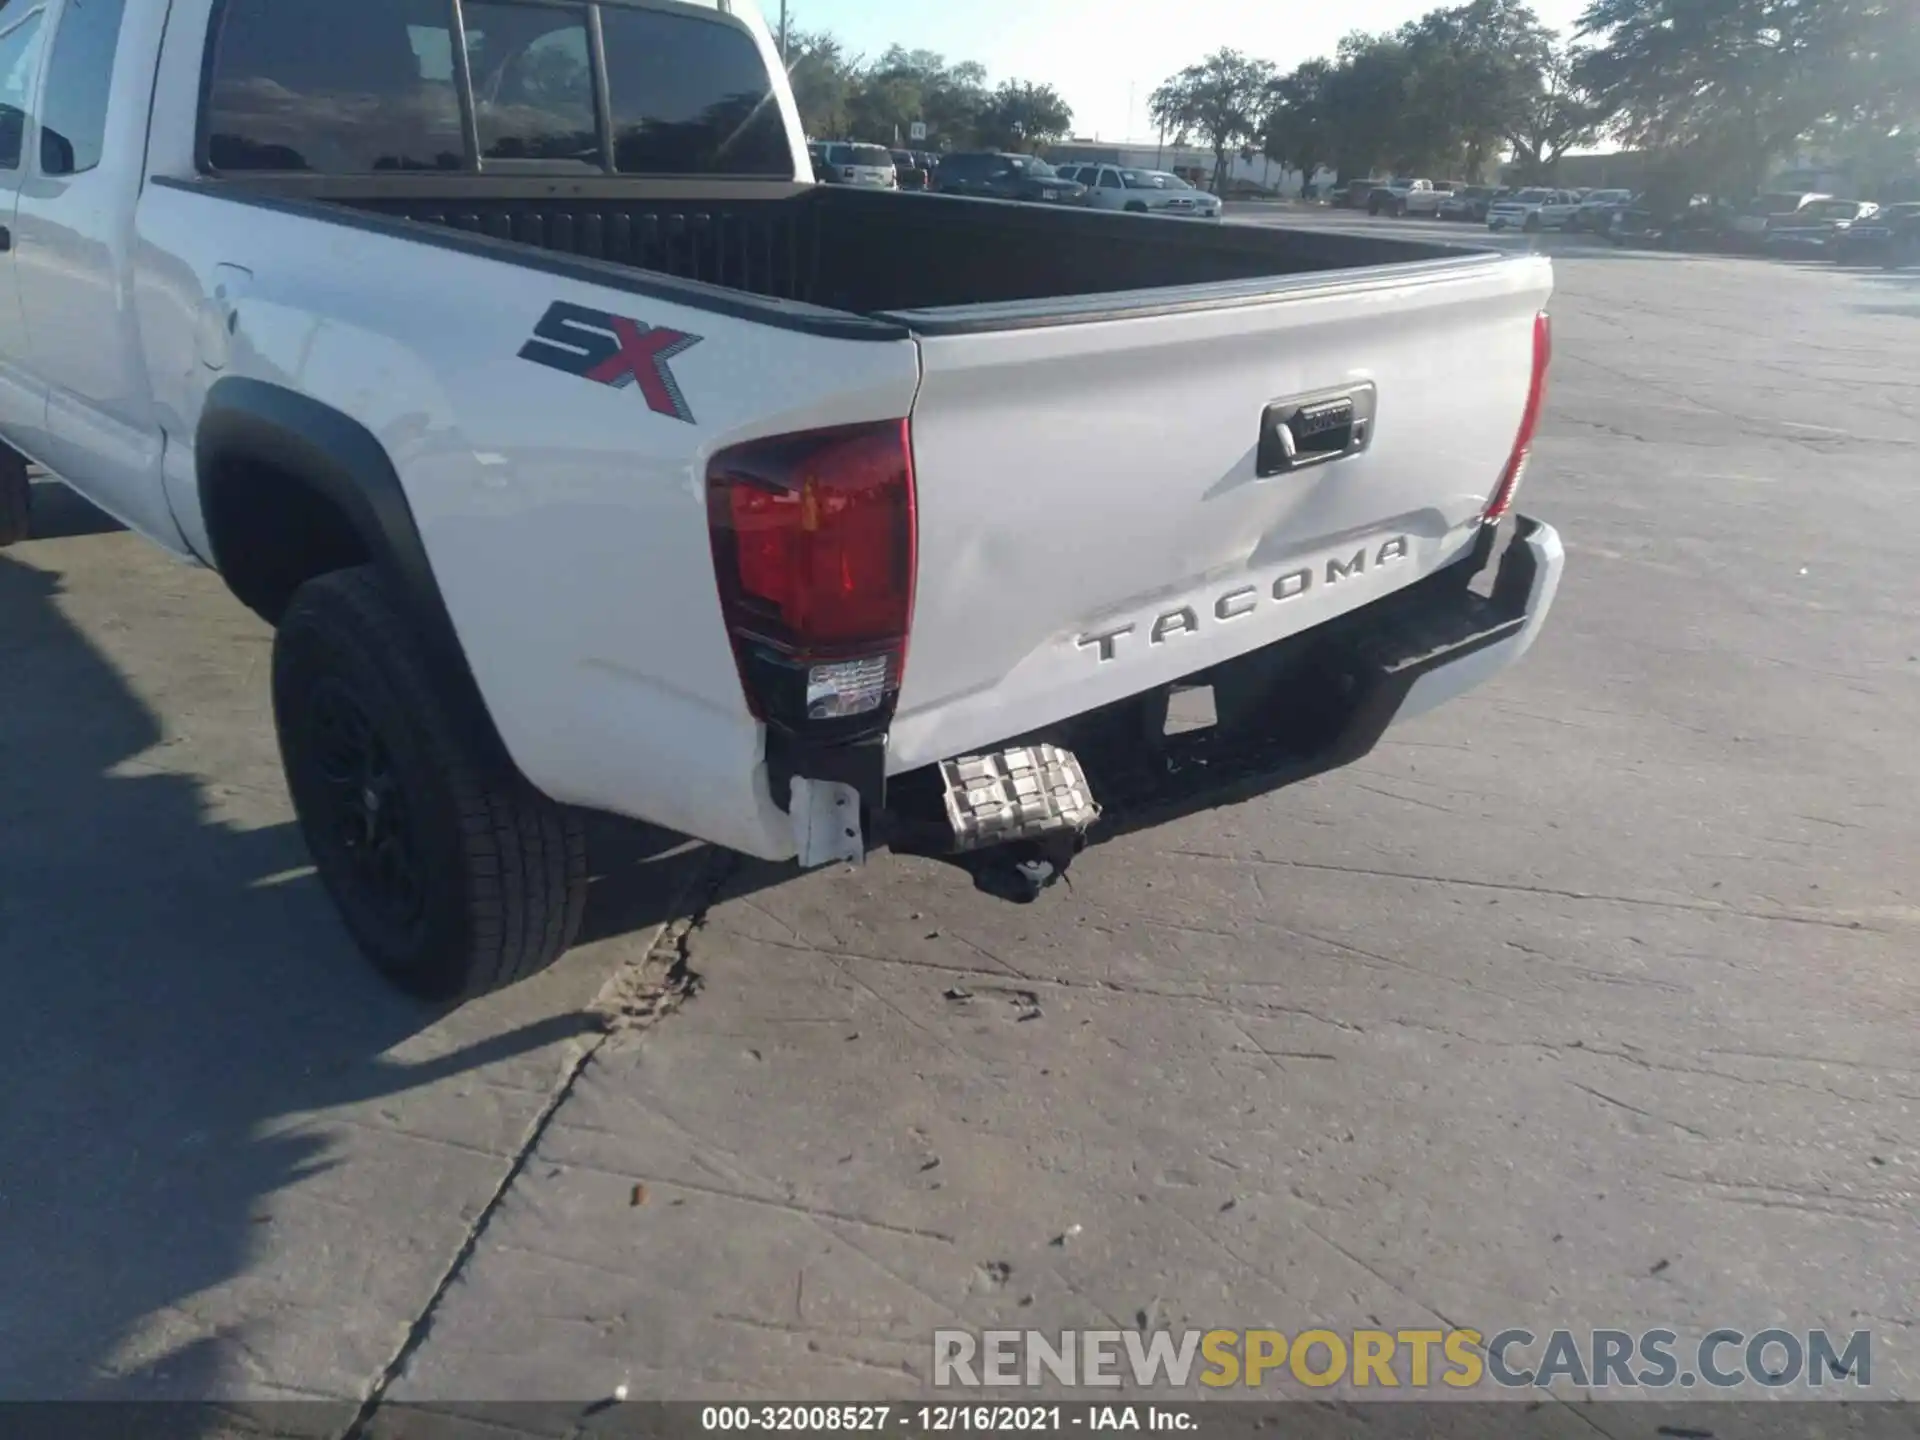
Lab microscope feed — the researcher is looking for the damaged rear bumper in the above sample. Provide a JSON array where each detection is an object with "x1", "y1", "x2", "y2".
[{"x1": 788, "y1": 514, "x2": 1563, "y2": 867}]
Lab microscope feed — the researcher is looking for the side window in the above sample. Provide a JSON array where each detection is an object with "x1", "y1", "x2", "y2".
[
  {"x1": 39, "y1": 0, "x2": 127, "y2": 175},
  {"x1": 204, "y1": 0, "x2": 464, "y2": 172},
  {"x1": 465, "y1": 2, "x2": 596, "y2": 165},
  {"x1": 0, "y1": 9, "x2": 46, "y2": 173},
  {"x1": 1098, "y1": 169, "x2": 1122, "y2": 190},
  {"x1": 599, "y1": 5, "x2": 789, "y2": 176}
]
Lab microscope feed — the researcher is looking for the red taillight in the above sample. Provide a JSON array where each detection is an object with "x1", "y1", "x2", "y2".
[
  {"x1": 1483, "y1": 310, "x2": 1551, "y2": 524},
  {"x1": 708, "y1": 420, "x2": 916, "y2": 725}
]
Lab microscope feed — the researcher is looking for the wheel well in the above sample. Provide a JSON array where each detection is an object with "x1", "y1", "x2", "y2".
[{"x1": 202, "y1": 456, "x2": 373, "y2": 625}]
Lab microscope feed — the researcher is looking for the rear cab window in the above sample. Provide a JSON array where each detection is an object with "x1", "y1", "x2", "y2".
[
  {"x1": 203, "y1": 0, "x2": 466, "y2": 171},
  {"x1": 202, "y1": 0, "x2": 794, "y2": 178},
  {"x1": 466, "y1": 3, "x2": 597, "y2": 167},
  {"x1": 600, "y1": 3, "x2": 789, "y2": 176}
]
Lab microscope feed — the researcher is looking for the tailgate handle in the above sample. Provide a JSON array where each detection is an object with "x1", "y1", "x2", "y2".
[{"x1": 1258, "y1": 383, "x2": 1377, "y2": 477}]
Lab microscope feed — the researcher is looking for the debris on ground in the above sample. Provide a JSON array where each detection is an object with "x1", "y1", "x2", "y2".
[{"x1": 976, "y1": 1260, "x2": 1013, "y2": 1290}]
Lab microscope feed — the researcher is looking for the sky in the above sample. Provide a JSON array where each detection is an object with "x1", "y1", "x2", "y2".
[{"x1": 764, "y1": 0, "x2": 1589, "y2": 143}]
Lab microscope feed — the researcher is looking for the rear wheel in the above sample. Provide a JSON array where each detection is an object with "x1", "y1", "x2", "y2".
[
  {"x1": 0, "y1": 448, "x2": 30, "y2": 547},
  {"x1": 273, "y1": 566, "x2": 587, "y2": 1002}
]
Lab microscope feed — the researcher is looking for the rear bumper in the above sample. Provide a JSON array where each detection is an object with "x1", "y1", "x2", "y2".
[{"x1": 876, "y1": 514, "x2": 1564, "y2": 853}]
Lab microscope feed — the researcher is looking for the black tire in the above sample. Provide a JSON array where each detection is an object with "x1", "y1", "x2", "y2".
[
  {"x1": 1124, "y1": 201, "x2": 1148, "y2": 213},
  {"x1": 1393, "y1": 200, "x2": 1407, "y2": 217},
  {"x1": 1368, "y1": 199, "x2": 1382, "y2": 216},
  {"x1": 0, "y1": 448, "x2": 30, "y2": 547},
  {"x1": 273, "y1": 566, "x2": 587, "y2": 1002}
]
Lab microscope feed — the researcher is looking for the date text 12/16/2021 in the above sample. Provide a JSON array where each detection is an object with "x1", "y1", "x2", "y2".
[{"x1": 700, "y1": 1406, "x2": 1198, "y2": 1432}]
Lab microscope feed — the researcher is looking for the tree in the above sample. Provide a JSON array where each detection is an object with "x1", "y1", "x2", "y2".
[
  {"x1": 1575, "y1": 0, "x2": 1915, "y2": 195},
  {"x1": 785, "y1": 28, "x2": 856, "y2": 139},
  {"x1": 1395, "y1": 0, "x2": 1556, "y2": 177},
  {"x1": 1150, "y1": 49, "x2": 1278, "y2": 192},
  {"x1": 1319, "y1": 33, "x2": 1420, "y2": 179},
  {"x1": 1264, "y1": 59, "x2": 1334, "y2": 186},
  {"x1": 864, "y1": 47, "x2": 990, "y2": 149},
  {"x1": 1503, "y1": 47, "x2": 1607, "y2": 179},
  {"x1": 974, "y1": 81, "x2": 1074, "y2": 152},
  {"x1": 846, "y1": 71, "x2": 923, "y2": 145}
]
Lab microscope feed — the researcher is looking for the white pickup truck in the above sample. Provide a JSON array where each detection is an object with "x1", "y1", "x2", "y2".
[
  {"x1": 1487, "y1": 188, "x2": 1582, "y2": 232},
  {"x1": 0, "y1": 0, "x2": 1563, "y2": 1001}
]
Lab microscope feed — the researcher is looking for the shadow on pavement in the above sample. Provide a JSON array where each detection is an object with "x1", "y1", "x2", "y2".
[{"x1": 0, "y1": 524, "x2": 740, "y2": 1403}]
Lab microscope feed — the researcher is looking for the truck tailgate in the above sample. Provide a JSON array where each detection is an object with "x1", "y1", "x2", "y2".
[{"x1": 888, "y1": 253, "x2": 1553, "y2": 772}]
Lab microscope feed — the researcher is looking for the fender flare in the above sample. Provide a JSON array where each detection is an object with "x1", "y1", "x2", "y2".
[{"x1": 196, "y1": 377, "x2": 508, "y2": 758}]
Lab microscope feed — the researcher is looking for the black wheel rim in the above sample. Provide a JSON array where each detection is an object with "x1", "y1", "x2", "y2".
[{"x1": 306, "y1": 678, "x2": 426, "y2": 935}]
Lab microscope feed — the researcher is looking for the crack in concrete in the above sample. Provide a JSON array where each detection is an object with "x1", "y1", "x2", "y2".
[
  {"x1": 1161, "y1": 848, "x2": 1888, "y2": 933},
  {"x1": 1567, "y1": 1080, "x2": 1712, "y2": 1140},
  {"x1": 339, "y1": 848, "x2": 735, "y2": 1440}
]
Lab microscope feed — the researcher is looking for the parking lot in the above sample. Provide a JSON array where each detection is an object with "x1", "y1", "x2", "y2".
[{"x1": 3, "y1": 216, "x2": 1917, "y2": 1416}]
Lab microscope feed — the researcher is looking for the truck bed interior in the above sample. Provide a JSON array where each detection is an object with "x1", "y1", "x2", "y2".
[{"x1": 243, "y1": 180, "x2": 1488, "y2": 318}]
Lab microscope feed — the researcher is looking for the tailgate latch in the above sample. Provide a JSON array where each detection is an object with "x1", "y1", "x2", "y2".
[{"x1": 1258, "y1": 382, "x2": 1378, "y2": 477}]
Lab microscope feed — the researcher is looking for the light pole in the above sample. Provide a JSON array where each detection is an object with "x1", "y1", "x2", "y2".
[{"x1": 779, "y1": 0, "x2": 789, "y2": 64}]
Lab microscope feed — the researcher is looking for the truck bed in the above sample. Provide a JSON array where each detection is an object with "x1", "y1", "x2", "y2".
[{"x1": 213, "y1": 178, "x2": 1493, "y2": 320}]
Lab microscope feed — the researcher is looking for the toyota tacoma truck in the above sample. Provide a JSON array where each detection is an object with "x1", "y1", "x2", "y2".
[{"x1": 0, "y1": 0, "x2": 1563, "y2": 1001}]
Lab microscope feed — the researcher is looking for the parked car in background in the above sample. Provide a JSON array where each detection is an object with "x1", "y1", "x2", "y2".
[
  {"x1": 891, "y1": 150, "x2": 931, "y2": 191},
  {"x1": 1609, "y1": 196, "x2": 1739, "y2": 251},
  {"x1": 1731, "y1": 192, "x2": 1833, "y2": 247},
  {"x1": 1337, "y1": 178, "x2": 1383, "y2": 209},
  {"x1": 1828, "y1": 201, "x2": 1920, "y2": 266},
  {"x1": 1405, "y1": 181, "x2": 1455, "y2": 217},
  {"x1": 1439, "y1": 186, "x2": 1503, "y2": 222},
  {"x1": 818, "y1": 142, "x2": 898, "y2": 189},
  {"x1": 1567, "y1": 189, "x2": 1634, "y2": 232},
  {"x1": 1762, "y1": 199, "x2": 1880, "y2": 255},
  {"x1": 1368, "y1": 179, "x2": 1435, "y2": 217},
  {"x1": 933, "y1": 153, "x2": 1089, "y2": 205},
  {"x1": 1488, "y1": 188, "x2": 1580, "y2": 232},
  {"x1": 1059, "y1": 165, "x2": 1224, "y2": 219}
]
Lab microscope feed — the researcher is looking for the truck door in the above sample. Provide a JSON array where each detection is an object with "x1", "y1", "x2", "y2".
[
  {"x1": 0, "y1": 5, "x2": 49, "y2": 459},
  {"x1": 13, "y1": 0, "x2": 178, "y2": 546}
]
